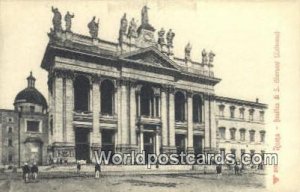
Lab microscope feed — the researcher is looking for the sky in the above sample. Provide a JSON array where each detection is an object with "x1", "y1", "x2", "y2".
[{"x1": 0, "y1": 0, "x2": 294, "y2": 109}]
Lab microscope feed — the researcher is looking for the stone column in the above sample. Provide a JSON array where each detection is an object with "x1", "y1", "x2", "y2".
[
  {"x1": 65, "y1": 73, "x2": 75, "y2": 144},
  {"x1": 137, "y1": 92, "x2": 141, "y2": 117},
  {"x1": 157, "y1": 97, "x2": 161, "y2": 117},
  {"x1": 155, "y1": 126, "x2": 160, "y2": 155},
  {"x1": 129, "y1": 82, "x2": 137, "y2": 150},
  {"x1": 119, "y1": 79, "x2": 130, "y2": 152},
  {"x1": 140, "y1": 125, "x2": 144, "y2": 152},
  {"x1": 91, "y1": 76, "x2": 101, "y2": 151},
  {"x1": 204, "y1": 94, "x2": 211, "y2": 152},
  {"x1": 115, "y1": 85, "x2": 121, "y2": 150},
  {"x1": 53, "y1": 71, "x2": 63, "y2": 143},
  {"x1": 168, "y1": 87, "x2": 176, "y2": 151},
  {"x1": 161, "y1": 88, "x2": 168, "y2": 151},
  {"x1": 187, "y1": 92, "x2": 194, "y2": 153},
  {"x1": 153, "y1": 97, "x2": 157, "y2": 117}
]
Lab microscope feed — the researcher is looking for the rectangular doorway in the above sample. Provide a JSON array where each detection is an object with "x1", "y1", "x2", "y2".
[
  {"x1": 75, "y1": 128, "x2": 90, "y2": 162},
  {"x1": 193, "y1": 135, "x2": 203, "y2": 154},
  {"x1": 175, "y1": 134, "x2": 186, "y2": 154}
]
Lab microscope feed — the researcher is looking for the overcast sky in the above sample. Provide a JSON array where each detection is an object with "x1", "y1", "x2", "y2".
[{"x1": 0, "y1": 0, "x2": 295, "y2": 109}]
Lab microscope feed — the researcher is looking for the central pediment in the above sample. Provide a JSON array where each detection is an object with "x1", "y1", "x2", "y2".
[{"x1": 119, "y1": 46, "x2": 180, "y2": 70}]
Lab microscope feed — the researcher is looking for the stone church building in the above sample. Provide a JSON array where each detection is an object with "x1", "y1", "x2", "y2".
[{"x1": 0, "y1": 6, "x2": 267, "y2": 165}]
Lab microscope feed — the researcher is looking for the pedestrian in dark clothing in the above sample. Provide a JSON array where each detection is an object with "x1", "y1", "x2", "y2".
[
  {"x1": 216, "y1": 164, "x2": 222, "y2": 177},
  {"x1": 31, "y1": 162, "x2": 39, "y2": 181},
  {"x1": 77, "y1": 162, "x2": 81, "y2": 174},
  {"x1": 95, "y1": 162, "x2": 101, "y2": 178},
  {"x1": 22, "y1": 163, "x2": 30, "y2": 183}
]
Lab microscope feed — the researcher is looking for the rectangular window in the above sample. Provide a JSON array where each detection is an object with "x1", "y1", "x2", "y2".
[
  {"x1": 260, "y1": 111, "x2": 264, "y2": 122},
  {"x1": 260, "y1": 131, "x2": 265, "y2": 143},
  {"x1": 219, "y1": 128, "x2": 226, "y2": 140},
  {"x1": 27, "y1": 121, "x2": 40, "y2": 132},
  {"x1": 230, "y1": 106, "x2": 235, "y2": 118},
  {"x1": 219, "y1": 105, "x2": 225, "y2": 117},
  {"x1": 249, "y1": 109, "x2": 254, "y2": 121},
  {"x1": 230, "y1": 128, "x2": 236, "y2": 140},
  {"x1": 249, "y1": 130, "x2": 255, "y2": 142},
  {"x1": 8, "y1": 127, "x2": 12, "y2": 133},
  {"x1": 30, "y1": 106, "x2": 35, "y2": 113},
  {"x1": 8, "y1": 139, "x2": 12, "y2": 146},
  {"x1": 240, "y1": 108, "x2": 245, "y2": 119},
  {"x1": 240, "y1": 129, "x2": 245, "y2": 141}
]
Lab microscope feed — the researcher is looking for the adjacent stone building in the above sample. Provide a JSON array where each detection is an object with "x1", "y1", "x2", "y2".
[
  {"x1": 0, "y1": 73, "x2": 48, "y2": 166},
  {"x1": 215, "y1": 96, "x2": 267, "y2": 161}
]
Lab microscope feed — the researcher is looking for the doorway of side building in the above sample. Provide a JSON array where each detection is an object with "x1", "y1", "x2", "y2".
[{"x1": 75, "y1": 128, "x2": 90, "y2": 163}]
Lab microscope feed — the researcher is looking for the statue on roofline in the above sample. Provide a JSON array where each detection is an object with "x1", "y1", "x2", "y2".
[
  {"x1": 166, "y1": 29, "x2": 175, "y2": 47},
  {"x1": 141, "y1": 5, "x2": 149, "y2": 25},
  {"x1": 88, "y1": 16, "x2": 99, "y2": 39},
  {"x1": 51, "y1": 6, "x2": 62, "y2": 32},
  {"x1": 65, "y1": 11, "x2": 74, "y2": 32},
  {"x1": 127, "y1": 18, "x2": 137, "y2": 38},
  {"x1": 120, "y1": 13, "x2": 128, "y2": 35},
  {"x1": 202, "y1": 49, "x2": 208, "y2": 64},
  {"x1": 209, "y1": 51, "x2": 216, "y2": 64},
  {"x1": 158, "y1": 28, "x2": 166, "y2": 45},
  {"x1": 185, "y1": 42, "x2": 192, "y2": 61}
]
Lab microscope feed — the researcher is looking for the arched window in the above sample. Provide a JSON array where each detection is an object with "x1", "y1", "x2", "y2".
[
  {"x1": 101, "y1": 80, "x2": 114, "y2": 115},
  {"x1": 74, "y1": 75, "x2": 90, "y2": 112},
  {"x1": 193, "y1": 94, "x2": 202, "y2": 123},
  {"x1": 140, "y1": 85, "x2": 154, "y2": 116},
  {"x1": 175, "y1": 91, "x2": 186, "y2": 121}
]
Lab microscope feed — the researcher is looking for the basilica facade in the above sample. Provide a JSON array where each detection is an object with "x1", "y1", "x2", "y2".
[
  {"x1": 40, "y1": 6, "x2": 267, "y2": 164},
  {"x1": 0, "y1": 6, "x2": 267, "y2": 166}
]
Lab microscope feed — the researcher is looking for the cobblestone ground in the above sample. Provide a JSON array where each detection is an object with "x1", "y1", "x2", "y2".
[{"x1": 0, "y1": 171, "x2": 267, "y2": 192}]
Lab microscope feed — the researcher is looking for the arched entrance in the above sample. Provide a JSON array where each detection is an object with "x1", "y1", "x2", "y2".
[
  {"x1": 101, "y1": 79, "x2": 115, "y2": 115},
  {"x1": 74, "y1": 75, "x2": 90, "y2": 112},
  {"x1": 24, "y1": 138, "x2": 43, "y2": 165},
  {"x1": 193, "y1": 94, "x2": 202, "y2": 123},
  {"x1": 175, "y1": 91, "x2": 186, "y2": 121}
]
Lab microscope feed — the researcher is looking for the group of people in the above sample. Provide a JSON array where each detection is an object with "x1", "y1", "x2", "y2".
[
  {"x1": 22, "y1": 162, "x2": 39, "y2": 183},
  {"x1": 76, "y1": 161, "x2": 101, "y2": 178}
]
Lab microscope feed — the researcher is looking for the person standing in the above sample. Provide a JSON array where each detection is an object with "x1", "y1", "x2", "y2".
[
  {"x1": 95, "y1": 162, "x2": 101, "y2": 178},
  {"x1": 22, "y1": 162, "x2": 30, "y2": 183},
  {"x1": 77, "y1": 162, "x2": 81, "y2": 174},
  {"x1": 31, "y1": 162, "x2": 39, "y2": 181},
  {"x1": 216, "y1": 164, "x2": 222, "y2": 177}
]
